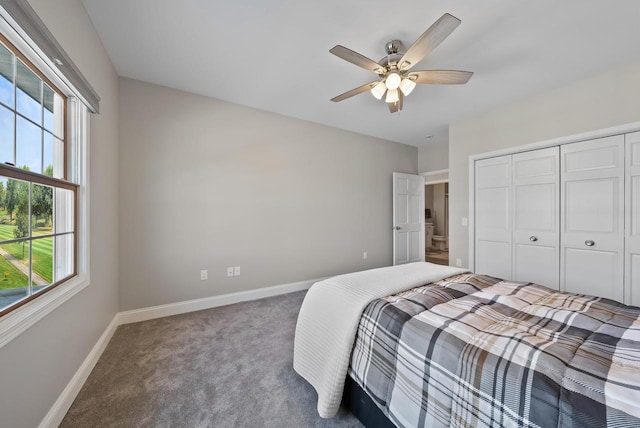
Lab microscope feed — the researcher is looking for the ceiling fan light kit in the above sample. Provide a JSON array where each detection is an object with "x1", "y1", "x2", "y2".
[
  {"x1": 386, "y1": 88, "x2": 399, "y2": 103},
  {"x1": 385, "y1": 72, "x2": 402, "y2": 90},
  {"x1": 399, "y1": 78, "x2": 416, "y2": 96},
  {"x1": 330, "y1": 13, "x2": 473, "y2": 113},
  {"x1": 371, "y1": 81, "x2": 387, "y2": 100}
]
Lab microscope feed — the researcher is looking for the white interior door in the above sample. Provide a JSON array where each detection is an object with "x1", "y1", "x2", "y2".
[
  {"x1": 475, "y1": 155, "x2": 512, "y2": 279},
  {"x1": 393, "y1": 173, "x2": 424, "y2": 265},
  {"x1": 512, "y1": 147, "x2": 560, "y2": 289},
  {"x1": 626, "y1": 131, "x2": 640, "y2": 305},
  {"x1": 561, "y1": 136, "x2": 624, "y2": 301}
]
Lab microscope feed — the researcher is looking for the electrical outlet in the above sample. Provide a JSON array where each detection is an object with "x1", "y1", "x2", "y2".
[
  {"x1": 234, "y1": 266, "x2": 241, "y2": 276},
  {"x1": 363, "y1": 251, "x2": 368, "y2": 260},
  {"x1": 455, "y1": 258, "x2": 462, "y2": 267},
  {"x1": 227, "y1": 267, "x2": 234, "y2": 277},
  {"x1": 461, "y1": 217, "x2": 468, "y2": 226},
  {"x1": 200, "y1": 270, "x2": 208, "y2": 280}
]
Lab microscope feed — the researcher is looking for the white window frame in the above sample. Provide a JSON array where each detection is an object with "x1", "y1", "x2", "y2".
[{"x1": 0, "y1": 9, "x2": 90, "y2": 349}]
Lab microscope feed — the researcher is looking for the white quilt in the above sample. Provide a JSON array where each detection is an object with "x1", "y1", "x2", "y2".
[{"x1": 292, "y1": 262, "x2": 469, "y2": 418}]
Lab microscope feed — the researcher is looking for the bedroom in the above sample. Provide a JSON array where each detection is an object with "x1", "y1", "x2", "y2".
[{"x1": 1, "y1": 0, "x2": 640, "y2": 427}]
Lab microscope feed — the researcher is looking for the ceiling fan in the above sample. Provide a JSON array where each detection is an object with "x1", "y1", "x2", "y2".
[{"x1": 329, "y1": 13, "x2": 473, "y2": 113}]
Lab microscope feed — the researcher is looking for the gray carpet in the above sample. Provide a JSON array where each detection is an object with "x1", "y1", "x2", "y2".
[{"x1": 61, "y1": 291, "x2": 363, "y2": 428}]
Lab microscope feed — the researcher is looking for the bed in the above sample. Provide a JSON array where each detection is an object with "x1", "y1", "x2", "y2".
[{"x1": 293, "y1": 262, "x2": 640, "y2": 427}]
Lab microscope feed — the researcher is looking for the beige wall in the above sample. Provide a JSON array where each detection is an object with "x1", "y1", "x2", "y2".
[
  {"x1": 118, "y1": 78, "x2": 417, "y2": 311},
  {"x1": 0, "y1": 1, "x2": 120, "y2": 427},
  {"x1": 449, "y1": 58, "x2": 640, "y2": 268},
  {"x1": 418, "y1": 139, "x2": 448, "y2": 172}
]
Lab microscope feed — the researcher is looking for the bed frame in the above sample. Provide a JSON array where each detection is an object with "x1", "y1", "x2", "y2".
[{"x1": 342, "y1": 375, "x2": 395, "y2": 428}]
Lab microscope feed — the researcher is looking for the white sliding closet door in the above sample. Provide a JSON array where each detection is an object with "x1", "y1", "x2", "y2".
[
  {"x1": 625, "y1": 132, "x2": 640, "y2": 305},
  {"x1": 475, "y1": 156, "x2": 512, "y2": 279},
  {"x1": 561, "y1": 136, "x2": 624, "y2": 301},
  {"x1": 512, "y1": 147, "x2": 560, "y2": 289}
]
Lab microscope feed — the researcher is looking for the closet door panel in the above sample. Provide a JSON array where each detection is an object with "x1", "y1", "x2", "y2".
[
  {"x1": 512, "y1": 147, "x2": 559, "y2": 289},
  {"x1": 477, "y1": 241, "x2": 511, "y2": 280},
  {"x1": 565, "y1": 248, "x2": 618, "y2": 297},
  {"x1": 561, "y1": 136, "x2": 624, "y2": 302},
  {"x1": 476, "y1": 187, "x2": 510, "y2": 237},
  {"x1": 475, "y1": 155, "x2": 511, "y2": 279},
  {"x1": 514, "y1": 244, "x2": 557, "y2": 286},
  {"x1": 626, "y1": 132, "x2": 640, "y2": 305},
  {"x1": 565, "y1": 179, "x2": 617, "y2": 233}
]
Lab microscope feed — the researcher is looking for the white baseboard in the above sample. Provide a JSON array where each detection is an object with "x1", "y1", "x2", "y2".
[
  {"x1": 38, "y1": 314, "x2": 120, "y2": 428},
  {"x1": 39, "y1": 277, "x2": 320, "y2": 427},
  {"x1": 118, "y1": 278, "x2": 320, "y2": 325}
]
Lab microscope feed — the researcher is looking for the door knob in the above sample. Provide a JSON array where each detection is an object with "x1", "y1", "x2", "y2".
[
  {"x1": 393, "y1": 226, "x2": 401, "y2": 230},
  {"x1": 585, "y1": 240, "x2": 595, "y2": 247},
  {"x1": 529, "y1": 236, "x2": 538, "y2": 242}
]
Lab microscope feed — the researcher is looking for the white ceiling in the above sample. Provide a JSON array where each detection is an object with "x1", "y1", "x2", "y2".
[{"x1": 81, "y1": 0, "x2": 640, "y2": 147}]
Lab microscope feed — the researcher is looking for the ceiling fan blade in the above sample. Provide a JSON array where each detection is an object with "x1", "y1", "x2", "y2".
[
  {"x1": 388, "y1": 91, "x2": 403, "y2": 113},
  {"x1": 330, "y1": 45, "x2": 385, "y2": 74},
  {"x1": 331, "y1": 81, "x2": 379, "y2": 102},
  {"x1": 399, "y1": 13, "x2": 461, "y2": 71},
  {"x1": 408, "y1": 70, "x2": 473, "y2": 84}
]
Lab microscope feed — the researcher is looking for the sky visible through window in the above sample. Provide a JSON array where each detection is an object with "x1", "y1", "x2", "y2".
[{"x1": 0, "y1": 45, "x2": 61, "y2": 176}]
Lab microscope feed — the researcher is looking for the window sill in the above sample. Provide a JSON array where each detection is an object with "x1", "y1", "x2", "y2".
[{"x1": 0, "y1": 274, "x2": 89, "y2": 349}]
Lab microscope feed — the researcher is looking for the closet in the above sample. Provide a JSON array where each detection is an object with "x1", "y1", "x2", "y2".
[{"x1": 473, "y1": 132, "x2": 640, "y2": 305}]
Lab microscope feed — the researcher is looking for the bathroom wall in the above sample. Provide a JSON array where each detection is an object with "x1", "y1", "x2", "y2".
[
  {"x1": 425, "y1": 182, "x2": 447, "y2": 237},
  {"x1": 432, "y1": 183, "x2": 446, "y2": 236},
  {"x1": 425, "y1": 185, "x2": 434, "y2": 223}
]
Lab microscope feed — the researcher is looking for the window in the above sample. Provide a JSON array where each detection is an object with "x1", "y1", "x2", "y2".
[{"x1": 0, "y1": 34, "x2": 76, "y2": 316}]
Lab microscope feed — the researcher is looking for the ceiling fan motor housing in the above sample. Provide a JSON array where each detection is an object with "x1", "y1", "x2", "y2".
[
  {"x1": 385, "y1": 39, "x2": 403, "y2": 55},
  {"x1": 378, "y1": 52, "x2": 403, "y2": 70}
]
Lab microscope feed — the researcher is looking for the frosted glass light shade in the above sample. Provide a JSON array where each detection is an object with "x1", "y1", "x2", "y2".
[
  {"x1": 385, "y1": 72, "x2": 401, "y2": 90},
  {"x1": 385, "y1": 88, "x2": 399, "y2": 103},
  {"x1": 370, "y1": 81, "x2": 387, "y2": 100},
  {"x1": 399, "y1": 78, "x2": 416, "y2": 96}
]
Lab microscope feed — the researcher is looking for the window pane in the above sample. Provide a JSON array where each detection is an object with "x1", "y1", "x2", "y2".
[
  {"x1": 43, "y1": 85, "x2": 54, "y2": 131},
  {"x1": 32, "y1": 183, "x2": 53, "y2": 236},
  {"x1": 53, "y1": 137, "x2": 63, "y2": 178},
  {"x1": 0, "y1": 104, "x2": 13, "y2": 165},
  {"x1": 43, "y1": 133, "x2": 63, "y2": 179},
  {"x1": 16, "y1": 115, "x2": 42, "y2": 173},
  {"x1": 16, "y1": 60, "x2": 42, "y2": 124},
  {"x1": 55, "y1": 188, "x2": 74, "y2": 233},
  {"x1": 54, "y1": 233, "x2": 73, "y2": 280},
  {"x1": 43, "y1": 132, "x2": 54, "y2": 177},
  {"x1": 0, "y1": 43, "x2": 14, "y2": 108},
  {"x1": 32, "y1": 237, "x2": 53, "y2": 293},
  {"x1": 0, "y1": 176, "x2": 29, "y2": 242},
  {"x1": 0, "y1": 240, "x2": 29, "y2": 312},
  {"x1": 43, "y1": 86, "x2": 64, "y2": 138}
]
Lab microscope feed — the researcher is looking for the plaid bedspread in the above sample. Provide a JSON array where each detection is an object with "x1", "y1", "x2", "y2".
[{"x1": 348, "y1": 273, "x2": 640, "y2": 428}]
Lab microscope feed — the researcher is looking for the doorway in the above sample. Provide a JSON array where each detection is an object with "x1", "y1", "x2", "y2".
[{"x1": 425, "y1": 181, "x2": 449, "y2": 265}]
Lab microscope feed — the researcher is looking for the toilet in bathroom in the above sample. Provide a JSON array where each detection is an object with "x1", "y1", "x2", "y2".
[
  {"x1": 432, "y1": 235, "x2": 447, "y2": 251},
  {"x1": 425, "y1": 223, "x2": 434, "y2": 249}
]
